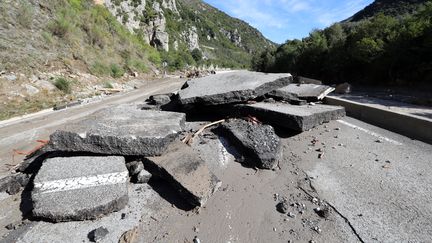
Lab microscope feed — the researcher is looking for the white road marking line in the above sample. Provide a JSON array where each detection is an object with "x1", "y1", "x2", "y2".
[
  {"x1": 34, "y1": 171, "x2": 129, "y2": 194},
  {"x1": 337, "y1": 120, "x2": 403, "y2": 146}
]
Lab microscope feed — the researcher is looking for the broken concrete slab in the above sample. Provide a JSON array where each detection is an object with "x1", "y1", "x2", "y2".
[
  {"x1": 144, "y1": 142, "x2": 221, "y2": 207},
  {"x1": 294, "y1": 76, "x2": 323, "y2": 85},
  {"x1": 217, "y1": 119, "x2": 281, "y2": 170},
  {"x1": 47, "y1": 104, "x2": 186, "y2": 157},
  {"x1": 268, "y1": 84, "x2": 335, "y2": 102},
  {"x1": 232, "y1": 103, "x2": 345, "y2": 132},
  {"x1": 32, "y1": 156, "x2": 129, "y2": 222},
  {"x1": 178, "y1": 71, "x2": 292, "y2": 107}
]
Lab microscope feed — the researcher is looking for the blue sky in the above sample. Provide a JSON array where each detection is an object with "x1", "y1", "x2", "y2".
[{"x1": 203, "y1": 0, "x2": 374, "y2": 44}]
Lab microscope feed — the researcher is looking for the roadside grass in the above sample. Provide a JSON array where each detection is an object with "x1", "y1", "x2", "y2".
[
  {"x1": 54, "y1": 77, "x2": 72, "y2": 93},
  {"x1": 103, "y1": 81, "x2": 113, "y2": 89},
  {"x1": 0, "y1": 90, "x2": 58, "y2": 121}
]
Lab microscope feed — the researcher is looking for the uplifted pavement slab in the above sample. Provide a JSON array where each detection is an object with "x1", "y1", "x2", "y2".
[
  {"x1": 178, "y1": 71, "x2": 292, "y2": 107},
  {"x1": 47, "y1": 104, "x2": 186, "y2": 157},
  {"x1": 233, "y1": 103, "x2": 345, "y2": 131},
  {"x1": 217, "y1": 119, "x2": 281, "y2": 170},
  {"x1": 32, "y1": 156, "x2": 129, "y2": 222},
  {"x1": 144, "y1": 142, "x2": 221, "y2": 207},
  {"x1": 268, "y1": 84, "x2": 335, "y2": 102}
]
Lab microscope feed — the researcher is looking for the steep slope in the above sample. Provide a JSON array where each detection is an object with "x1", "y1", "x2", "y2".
[
  {"x1": 346, "y1": 0, "x2": 428, "y2": 22},
  {"x1": 104, "y1": 0, "x2": 274, "y2": 69}
]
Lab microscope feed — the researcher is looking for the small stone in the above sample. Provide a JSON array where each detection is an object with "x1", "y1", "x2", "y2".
[
  {"x1": 335, "y1": 127, "x2": 341, "y2": 131},
  {"x1": 193, "y1": 226, "x2": 199, "y2": 233},
  {"x1": 277, "y1": 200, "x2": 289, "y2": 214},
  {"x1": 273, "y1": 227, "x2": 277, "y2": 232},
  {"x1": 121, "y1": 213, "x2": 126, "y2": 219},
  {"x1": 314, "y1": 207, "x2": 330, "y2": 218},
  {"x1": 288, "y1": 212, "x2": 296, "y2": 218},
  {"x1": 88, "y1": 227, "x2": 109, "y2": 242},
  {"x1": 193, "y1": 236, "x2": 201, "y2": 243},
  {"x1": 126, "y1": 161, "x2": 144, "y2": 176},
  {"x1": 311, "y1": 198, "x2": 319, "y2": 204},
  {"x1": 313, "y1": 226, "x2": 322, "y2": 233},
  {"x1": 5, "y1": 223, "x2": 17, "y2": 230},
  {"x1": 375, "y1": 139, "x2": 382, "y2": 143},
  {"x1": 136, "y1": 169, "x2": 152, "y2": 184}
]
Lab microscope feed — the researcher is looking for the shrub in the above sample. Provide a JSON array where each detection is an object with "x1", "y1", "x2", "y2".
[
  {"x1": 49, "y1": 15, "x2": 71, "y2": 38},
  {"x1": 103, "y1": 81, "x2": 113, "y2": 88},
  {"x1": 54, "y1": 77, "x2": 71, "y2": 93},
  {"x1": 89, "y1": 62, "x2": 110, "y2": 76},
  {"x1": 110, "y1": 64, "x2": 125, "y2": 78}
]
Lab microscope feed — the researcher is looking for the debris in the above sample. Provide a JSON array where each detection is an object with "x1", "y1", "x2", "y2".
[
  {"x1": 193, "y1": 236, "x2": 201, "y2": 243},
  {"x1": 232, "y1": 103, "x2": 346, "y2": 132},
  {"x1": 288, "y1": 212, "x2": 296, "y2": 218},
  {"x1": 276, "y1": 199, "x2": 289, "y2": 214},
  {"x1": 148, "y1": 93, "x2": 173, "y2": 106},
  {"x1": 32, "y1": 156, "x2": 129, "y2": 222},
  {"x1": 268, "y1": 84, "x2": 335, "y2": 102},
  {"x1": 145, "y1": 142, "x2": 221, "y2": 207},
  {"x1": 45, "y1": 105, "x2": 186, "y2": 157},
  {"x1": 335, "y1": 82, "x2": 351, "y2": 94},
  {"x1": 295, "y1": 76, "x2": 323, "y2": 85},
  {"x1": 136, "y1": 169, "x2": 152, "y2": 184},
  {"x1": 178, "y1": 71, "x2": 292, "y2": 107},
  {"x1": 88, "y1": 227, "x2": 109, "y2": 242},
  {"x1": 0, "y1": 173, "x2": 29, "y2": 195},
  {"x1": 314, "y1": 207, "x2": 330, "y2": 218},
  {"x1": 217, "y1": 119, "x2": 281, "y2": 170},
  {"x1": 313, "y1": 226, "x2": 322, "y2": 234},
  {"x1": 118, "y1": 227, "x2": 138, "y2": 243},
  {"x1": 318, "y1": 153, "x2": 324, "y2": 159},
  {"x1": 182, "y1": 119, "x2": 225, "y2": 145}
]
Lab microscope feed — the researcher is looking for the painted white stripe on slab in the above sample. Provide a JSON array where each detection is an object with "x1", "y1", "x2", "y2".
[
  {"x1": 337, "y1": 120, "x2": 403, "y2": 146},
  {"x1": 34, "y1": 171, "x2": 129, "y2": 194}
]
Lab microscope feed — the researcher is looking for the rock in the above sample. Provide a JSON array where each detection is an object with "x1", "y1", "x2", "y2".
[
  {"x1": 0, "y1": 173, "x2": 29, "y2": 195},
  {"x1": 277, "y1": 200, "x2": 289, "y2": 214},
  {"x1": 178, "y1": 71, "x2": 292, "y2": 107},
  {"x1": 232, "y1": 103, "x2": 346, "y2": 132},
  {"x1": 32, "y1": 156, "x2": 129, "y2": 222},
  {"x1": 46, "y1": 105, "x2": 185, "y2": 157},
  {"x1": 217, "y1": 119, "x2": 281, "y2": 170},
  {"x1": 335, "y1": 82, "x2": 351, "y2": 94},
  {"x1": 23, "y1": 84, "x2": 40, "y2": 95},
  {"x1": 126, "y1": 161, "x2": 144, "y2": 176},
  {"x1": 148, "y1": 93, "x2": 173, "y2": 106},
  {"x1": 144, "y1": 142, "x2": 221, "y2": 207},
  {"x1": 34, "y1": 79, "x2": 56, "y2": 91},
  {"x1": 182, "y1": 26, "x2": 200, "y2": 51},
  {"x1": 268, "y1": 84, "x2": 335, "y2": 102},
  {"x1": 88, "y1": 227, "x2": 109, "y2": 242},
  {"x1": 136, "y1": 169, "x2": 152, "y2": 184},
  {"x1": 4, "y1": 74, "x2": 17, "y2": 81},
  {"x1": 126, "y1": 161, "x2": 152, "y2": 183},
  {"x1": 314, "y1": 207, "x2": 330, "y2": 218},
  {"x1": 118, "y1": 227, "x2": 138, "y2": 243}
]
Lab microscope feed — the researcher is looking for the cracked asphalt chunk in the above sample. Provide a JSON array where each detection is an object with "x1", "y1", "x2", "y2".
[{"x1": 31, "y1": 156, "x2": 129, "y2": 222}]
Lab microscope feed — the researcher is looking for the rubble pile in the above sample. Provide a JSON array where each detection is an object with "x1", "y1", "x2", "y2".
[{"x1": 5, "y1": 71, "x2": 345, "y2": 239}]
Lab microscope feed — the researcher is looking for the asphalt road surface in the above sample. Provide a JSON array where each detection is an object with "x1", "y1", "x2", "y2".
[{"x1": 0, "y1": 77, "x2": 431, "y2": 242}]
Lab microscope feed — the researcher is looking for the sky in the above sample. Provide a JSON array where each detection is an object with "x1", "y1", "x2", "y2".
[{"x1": 203, "y1": 0, "x2": 374, "y2": 44}]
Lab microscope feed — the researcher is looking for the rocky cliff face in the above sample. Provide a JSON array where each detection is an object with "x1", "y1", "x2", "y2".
[{"x1": 102, "y1": 0, "x2": 273, "y2": 66}]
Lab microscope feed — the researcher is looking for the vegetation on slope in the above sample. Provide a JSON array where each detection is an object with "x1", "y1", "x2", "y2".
[
  {"x1": 252, "y1": 1, "x2": 432, "y2": 86},
  {"x1": 161, "y1": 0, "x2": 273, "y2": 70}
]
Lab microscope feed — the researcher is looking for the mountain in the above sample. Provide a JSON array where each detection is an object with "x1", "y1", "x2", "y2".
[
  {"x1": 345, "y1": 0, "x2": 428, "y2": 22},
  {"x1": 103, "y1": 0, "x2": 274, "y2": 68},
  {"x1": 0, "y1": 0, "x2": 272, "y2": 120}
]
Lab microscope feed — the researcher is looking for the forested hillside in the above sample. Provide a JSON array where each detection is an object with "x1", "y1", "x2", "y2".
[{"x1": 252, "y1": 1, "x2": 432, "y2": 86}]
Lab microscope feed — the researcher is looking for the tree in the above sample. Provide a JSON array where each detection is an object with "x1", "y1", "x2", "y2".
[{"x1": 191, "y1": 48, "x2": 203, "y2": 62}]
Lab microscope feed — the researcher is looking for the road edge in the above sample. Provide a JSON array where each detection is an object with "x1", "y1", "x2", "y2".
[{"x1": 324, "y1": 96, "x2": 432, "y2": 144}]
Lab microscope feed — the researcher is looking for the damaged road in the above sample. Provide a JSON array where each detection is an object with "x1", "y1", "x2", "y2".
[{"x1": 1, "y1": 71, "x2": 431, "y2": 243}]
